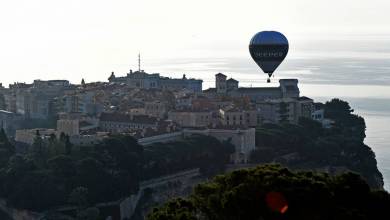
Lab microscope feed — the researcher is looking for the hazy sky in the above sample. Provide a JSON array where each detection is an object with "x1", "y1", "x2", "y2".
[{"x1": 1, "y1": 0, "x2": 390, "y2": 86}]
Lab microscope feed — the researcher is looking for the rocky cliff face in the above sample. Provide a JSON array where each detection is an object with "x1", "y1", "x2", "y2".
[
  {"x1": 251, "y1": 99, "x2": 385, "y2": 190},
  {"x1": 130, "y1": 171, "x2": 206, "y2": 220},
  {"x1": 273, "y1": 153, "x2": 384, "y2": 189}
]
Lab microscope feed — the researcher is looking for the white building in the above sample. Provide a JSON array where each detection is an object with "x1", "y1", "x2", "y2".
[
  {"x1": 204, "y1": 73, "x2": 300, "y2": 101},
  {"x1": 137, "y1": 128, "x2": 256, "y2": 164},
  {"x1": 109, "y1": 70, "x2": 203, "y2": 93},
  {"x1": 256, "y1": 97, "x2": 314, "y2": 124},
  {"x1": 312, "y1": 109, "x2": 334, "y2": 128},
  {"x1": 145, "y1": 101, "x2": 169, "y2": 118},
  {"x1": 168, "y1": 110, "x2": 213, "y2": 128},
  {"x1": 15, "y1": 128, "x2": 56, "y2": 145},
  {"x1": 184, "y1": 128, "x2": 256, "y2": 164},
  {"x1": 62, "y1": 91, "x2": 103, "y2": 115},
  {"x1": 99, "y1": 112, "x2": 158, "y2": 133},
  {"x1": 219, "y1": 109, "x2": 260, "y2": 127}
]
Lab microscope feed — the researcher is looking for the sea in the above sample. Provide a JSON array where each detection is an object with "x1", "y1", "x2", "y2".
[
  {"x1": 313, "y1": 97, "x2": 390, "y2": 191},
  {"x1": 146, "y1": 35, "x2": 390, "y2": 191}
]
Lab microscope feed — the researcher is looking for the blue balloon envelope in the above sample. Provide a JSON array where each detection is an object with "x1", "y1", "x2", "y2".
[{"x1": 249, "y1": 31, "x2": 289, "y2": 78}]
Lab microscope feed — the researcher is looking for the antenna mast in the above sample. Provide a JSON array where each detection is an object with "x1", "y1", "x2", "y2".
[{"x1": 138, "y1": 53, "x2": 141, "y2": 72}]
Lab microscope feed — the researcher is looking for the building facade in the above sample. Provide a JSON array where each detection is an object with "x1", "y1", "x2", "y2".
[
  {"x1": 144, "y1": 101, "x2": 169, "y2": 118},
  {"x1": 168, "y1": 110, "x2": 213, "y2": 128},
  {"x1": 256, "y1": 97, "x2": 314, "y2": 124},
  {"x1": 219, "y1": 109, "x2": 260, "y2": 127},
  {"x1": 109, "y1": 70, "x2": 203, "y2": 92},
  {"x1": 205, "y1": 73, "x2": 300, "y2": 101},
  {"x1": 184, "y1": 128, "x2": 256, "y2": 164},
  {"x1": 0, "y1": 110, "x2": 22, "y2": 135},
  {"x1": 6, "y1": 80, "x2": 73, "y2": 119},
  {"x1": 99, "y1": 112, "x2": 158, "y2": 133},
  {"x1": 15, "y1": 128, "x2": 56, "y2": 145}
]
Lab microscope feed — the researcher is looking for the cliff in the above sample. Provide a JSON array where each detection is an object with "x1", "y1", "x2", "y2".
[{"x1": 251, "y1": 98, "x2": 384, "y2": 189}]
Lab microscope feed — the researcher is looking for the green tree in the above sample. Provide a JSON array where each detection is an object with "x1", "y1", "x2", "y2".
[
  {"x1": 148, "y1": 165, "x2": 390, "y2": 220},
  {"x1": 298, "y1": 117, "x2": 323, "y2": 138},
  {"x1": 47, "y1": 155, "x2": 75, "y2": 177},
  {"x1": 64, "y1": 135, "x2": 73, "y2": 155},
  {"x1": 69, "y1": 187, "x2": 89, "y2": 211},
  {"x1": 325, "y1": 99, "x2": 366, "y2": 141},
  {"x1": 47, "y1": 133, "x2": 59, "y2": 157},
  {"x1": 57, "y1": 132, "x2": 72, "y2": 155},
  {"x1": 324, "y1": 98, "x2": 353, "y2": 119},
  {"x1": 32, "y1": 130, "x2": 43, "y2": 154},
  {"x1": 31, "y1": 130, "x2": 49, "y2": 168},
  {"x1": 77, "y1": 207, "x2": 100, "y2": 220},
  {"x1": 0, "y1": 94, "x2": 6, "y2": 110},
  {"x1": 0, "y1": 128, "x2": 14, "y2": 167}
]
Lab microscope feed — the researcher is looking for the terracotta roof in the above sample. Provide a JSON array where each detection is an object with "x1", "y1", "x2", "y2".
[
  {"x1": 236, "y1": 87, "x2": 280, "y2": 92},
  {"x1": 100, "y1": 112, "x2": 157, "y2": 124}
]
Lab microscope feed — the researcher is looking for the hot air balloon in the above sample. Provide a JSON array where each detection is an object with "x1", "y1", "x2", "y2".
[{"x1": 249, "y1": 31, "x2": 289, "y2": 83}]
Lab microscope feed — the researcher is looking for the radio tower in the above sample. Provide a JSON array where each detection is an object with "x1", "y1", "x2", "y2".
[{"x1": 138, "y1": 53, "x2": 141, "y2": 72}]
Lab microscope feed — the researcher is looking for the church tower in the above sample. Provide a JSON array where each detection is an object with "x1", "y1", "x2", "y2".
[{"x1": 215, "y1": 73, "x2": 227, "y2": 94}]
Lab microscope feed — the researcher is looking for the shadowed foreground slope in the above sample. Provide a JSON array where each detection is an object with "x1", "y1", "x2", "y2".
[{"x1": 148, "y1": 164, "x2": 390, "y2": 220}]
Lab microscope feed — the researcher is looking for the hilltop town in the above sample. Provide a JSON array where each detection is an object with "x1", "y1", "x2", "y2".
[
  {"x1": 0, "y1": 69, "x2": 324, "y2": 163},
  {"x1": 0, "y1": 69, "x2": 384, "y2": 220}
]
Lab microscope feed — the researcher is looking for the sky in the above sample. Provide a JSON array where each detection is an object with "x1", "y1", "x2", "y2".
[{"x1": 1, "y1": 0, "x2": 390, "y2": 87}]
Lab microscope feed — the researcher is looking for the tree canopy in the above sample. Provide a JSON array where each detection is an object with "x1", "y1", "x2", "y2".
[
  {"x1": 251, "y1": 99, "x2": 382, "y2": 188},
  {"x1": 148, "y1": 165, "x2": 390, "y2": 220},
  {"x1": 0, "y1": 133, "x2": 234, "y2": 213}
]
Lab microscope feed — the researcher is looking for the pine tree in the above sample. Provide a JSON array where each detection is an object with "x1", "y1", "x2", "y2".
[
  {"x1": 0, "y1": 128, "x2": 14, "y2": 167},
  {"x1": 0, "y1": 128, "x2": 10, "y2": 147},
  {"x1": 65, "y1": 135, "x2": 73, "y2": 155}
]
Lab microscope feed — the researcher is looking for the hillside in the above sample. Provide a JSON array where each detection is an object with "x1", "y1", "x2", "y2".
[
  {"x1": 148, "y1": 165, "x2": 390, "y2": 220},
  {"x1": 251, "y1": 99, "x2": 384, "y2": 188}
]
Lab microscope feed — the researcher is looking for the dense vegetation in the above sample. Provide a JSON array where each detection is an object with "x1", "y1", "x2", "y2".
[
  {"x1": 0, "y1": 98, "x2": 384, "y2": 219},
  {"x1": 0, "y1": 133, "x2": 233, "y2": 213},
  {"x1": 143, "y1": 137, "x2": 234, "y2": 179},
  {"x1": 251, "y1": 98, "x2": 383, "y2": 188},
  {"x1": 148, "y1": 164, "x2": 390, "y2": 220}
]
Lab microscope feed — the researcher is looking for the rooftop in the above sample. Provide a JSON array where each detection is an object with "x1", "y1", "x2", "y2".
[
  {"x1": 215, "y1": 73, "x2": 227, "y2": 77},
  {"x1": 236, "y1": 87, "x2": 280, "y2": 92},
  {"x1": 100, "y1": 113, "x2": 158, "y2": 124},
  {"x1": 298, "y1": 96, "x2": 313, "y2": 101},
  {"x1": 227, "y1": 78, "x2": 239, "y2": 83}
]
